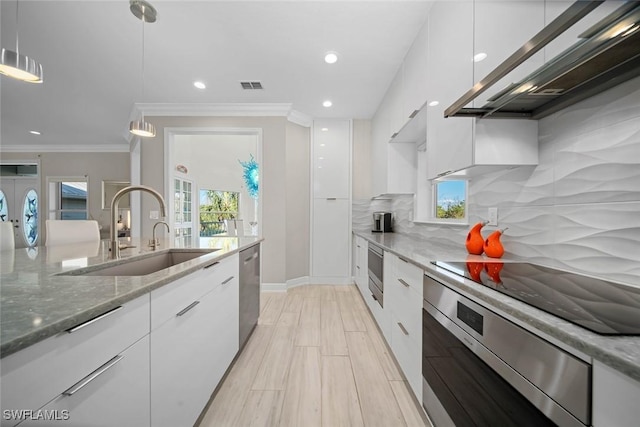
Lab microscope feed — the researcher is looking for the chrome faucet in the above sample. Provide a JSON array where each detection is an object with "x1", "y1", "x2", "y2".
[
  {"x1": 110, "y1": 185, "x2": 167, "y2": 259},
  {"x1": 151, "y1": 221, "x2": 170, "y2": 250}
]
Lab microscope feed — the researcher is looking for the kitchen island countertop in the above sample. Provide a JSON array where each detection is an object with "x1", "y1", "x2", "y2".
[
  {"x1": 354, "y1": 230, "x2": 640, "y2": 383},
  {"x1": 0, "y1": 236, "x2": 262, "y2": 358}
]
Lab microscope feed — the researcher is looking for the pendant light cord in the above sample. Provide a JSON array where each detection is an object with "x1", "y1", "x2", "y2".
[{"x1": 15, "y1": 0, "x2": 20, "y2": 53}]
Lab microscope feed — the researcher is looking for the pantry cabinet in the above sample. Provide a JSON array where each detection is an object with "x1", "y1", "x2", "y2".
[{"x1": 311, "y1": 120, "x2": 352, "y2": 283}]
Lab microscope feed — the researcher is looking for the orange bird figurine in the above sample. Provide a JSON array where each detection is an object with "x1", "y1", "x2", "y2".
[
  {"x1": 465, "y1": 221, "x2": 488, "y2": 255},
  {"x1": 483, "y1": 228, "x2": 508, "y2": 258}
]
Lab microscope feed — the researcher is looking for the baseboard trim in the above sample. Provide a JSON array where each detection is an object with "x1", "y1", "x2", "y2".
[
  {"x1": 286, "y1": 276, "x2": 310, "y2": 289},
  {"x1": 308, "y1": 276, "x2": 354, "y2": 286},
  {"x1": 261, "y1": 282, "x2": 287, "y2": 292}
]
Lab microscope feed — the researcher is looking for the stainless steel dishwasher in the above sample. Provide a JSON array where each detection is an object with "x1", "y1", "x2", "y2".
[{"x1": 239, "y1": 244, "x2": 260, "y2": 349}]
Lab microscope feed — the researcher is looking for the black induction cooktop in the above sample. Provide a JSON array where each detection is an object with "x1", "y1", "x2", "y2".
[{"x1": 432, "y1": 261, "x2": 640, "y2": 336}]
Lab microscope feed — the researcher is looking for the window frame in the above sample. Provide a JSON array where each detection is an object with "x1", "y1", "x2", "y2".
[
  {"x1": 47, "y1": 176, "x2": 89, "y2": 221},
  {"x1": 430, "y1": 178, "x2": 469, "y2": 225}
]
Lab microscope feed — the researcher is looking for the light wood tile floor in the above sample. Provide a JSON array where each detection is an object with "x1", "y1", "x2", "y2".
[{"x1": 198, "y1": 285, "x2": 431, "y2": 427}]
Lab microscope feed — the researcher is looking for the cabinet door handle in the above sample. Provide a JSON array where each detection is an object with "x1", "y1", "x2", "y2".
[
  {"x1": 204, "y1": 261, "x2": 220, "y2": 269},
  {"x1": 371, "y1": 294, "x2": 378, "y2": 301},
  {"x1": 398, "y1": 278, "x2": 410, "y2": 288},
  {"x1": 244, "y1": 253, "x2": 258, "y2": 263},
  {"x1": 326, "y1": 197, "x2": 337, "y2": 201},
  {"x1": 398, "y1": 257, "x2": 409, "y2": 264},
  {"x1": 356, "y1": 266, "x2": 360, "y2": 270},
  {"x1": 67, "y1": 306, "x2": 123, "y2": 333},
  {"x1": 62, "y1": 355, "x2": 124, "y2": 396},
  {"x1": 397, "y1": 322, "x2": 409, "y2": 336},
  {"x1": 221, "y1": 276, "x2": 234, "y2": 285},
  {"x1": 176, "y1": 301, "x2": 200, "y2": 317}
]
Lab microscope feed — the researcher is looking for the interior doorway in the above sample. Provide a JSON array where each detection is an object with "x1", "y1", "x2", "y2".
[
  {"x1": 0, "y1": 163, "x2": 40, "y2": 248},
  {"x1": 165, "y1": 128, "x2": 262, "y2": 247}
]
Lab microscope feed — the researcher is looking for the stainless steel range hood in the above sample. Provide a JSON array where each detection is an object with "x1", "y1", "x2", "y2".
[{"x1": 446, "y1": 1, "x2": 640, "y2": 120}]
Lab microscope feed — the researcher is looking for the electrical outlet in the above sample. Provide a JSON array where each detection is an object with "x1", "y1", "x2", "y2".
[
  {"x1": 488, "y1": 207, "x2": 498, "y2": 226},
  {"x1": 149, "y1": 210, "x2": 159, "y2": 220}
]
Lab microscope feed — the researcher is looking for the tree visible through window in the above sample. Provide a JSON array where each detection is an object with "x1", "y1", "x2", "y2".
[
  {"x1": 435, "y1": 180, "x2": 466, "y2": 220},
  {"x1": 199, "y1": 190, "x2": 239, "y2": 236}
]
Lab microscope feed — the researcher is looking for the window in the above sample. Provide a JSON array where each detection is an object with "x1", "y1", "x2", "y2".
[
  {"x1": 48, "y1": 178, "x2": 88, "y2": 220},
  {"x1": 433, "y1": 180, "x2": 467, "y2": 222},
  {"x1": 199, "y1": 190, "x2": 239, "y2": 237}
]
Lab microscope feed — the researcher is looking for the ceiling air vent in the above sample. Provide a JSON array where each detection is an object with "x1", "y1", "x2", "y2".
[{"x1": 240, "y1": 81, "x2": 263, "y2": 90}]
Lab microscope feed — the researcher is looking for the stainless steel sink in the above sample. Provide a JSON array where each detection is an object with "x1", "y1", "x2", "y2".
[{"x1": 61, "y1": 249, "x2": 219, "y2": 276}]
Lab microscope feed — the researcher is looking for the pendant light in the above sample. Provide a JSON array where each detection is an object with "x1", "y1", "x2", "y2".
[
  {"x1": 0, "y1": 0, "x2": 44, "y2": 83},
  {"x1": 129, "y1": 0, "x2": 157, "y2": 138}
]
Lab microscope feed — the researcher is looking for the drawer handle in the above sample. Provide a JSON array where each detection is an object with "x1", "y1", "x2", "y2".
[
  {"x1": 222, "y1": 276, "x2": 234, "y2": 285},
  {"x1": 397, "y1": 322, "x2": 409, "y2": 336},
  {"x1": 371, "y1": 294, "x2": 378, "y2": 301},
  {"x1": 62, "y1": 355, "x2": 124, "y2": 396},
  {"x1": 398, "y1": 278, "x2": 410, "y2": 288},
  {"x1": 176, "y1": 301, "x2": 200, "y2": 317},
  {"x1": 326, "y1": 197, "x2": 337, "y2": 201},
  {"x1": 357, "y1": 245, "x2": 361, "y2": 248},
  {"x1": 356, "y1": 266, "x2": 360, "y2": 270},
  {"x1": 204, "y1": 261, "x2": 220, "y2": 269},
  {"x1": 244, "y1": 253, "x2": 258, "y2": 263},
  {"x1": 67, "y1": 306, "x2": 123, "y2": 333}
]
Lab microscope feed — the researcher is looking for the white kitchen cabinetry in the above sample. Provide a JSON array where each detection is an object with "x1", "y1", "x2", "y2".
[
  {"x1": 425, "y1": 0, "x2": 474, "y2": 179},
  {"x1": 371, "y1": 114, "x2": 417, "y2": 196},
  {"x1": 593, "y1": 361, "x2": 640, "y2": 427},
  {"x1": 402, "y1": 19, "x2": 429, "y2": 122},
  {"x1": 151, "y1": 254, "x2": 239, "y2": 427},
  {"x1": 311, "y1": 120, "x2": 352, "y2": 283},
  {"x1": 313, "y1": 119, "x2": 351, "y2": 199},
  {"x1": 385, "y1": 252, "x2": 424, "y2": 401},
  {"x1": 353, "y1": 235, "x2": 368, "y2": 296},
  {"x1": 0, "y1": 296, "x2": 150, "y2": 427},
  {"x1": 25, "y1": 336, "x2": 151, "y2": 427}
]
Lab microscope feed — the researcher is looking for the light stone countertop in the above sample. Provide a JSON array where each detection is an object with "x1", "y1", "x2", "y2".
[
  {"x1": 0, "y1": 236, "x2": 262, "y2": 358},
  {"x1": 354, "y1": 230, "x2": 640, "y2": 383}
]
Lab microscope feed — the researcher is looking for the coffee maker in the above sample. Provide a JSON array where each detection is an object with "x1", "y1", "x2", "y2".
[{"x1": 372, "y1": 212, "x2": 393, "y2": 232}]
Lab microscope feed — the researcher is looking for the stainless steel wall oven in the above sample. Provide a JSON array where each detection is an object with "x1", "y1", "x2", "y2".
[
  {"x1": 367, "y1": 243, "x2": 384, "y2": 307},
  {"x1": 422, "y1": 272, "x2": 591, "y2": 427}
]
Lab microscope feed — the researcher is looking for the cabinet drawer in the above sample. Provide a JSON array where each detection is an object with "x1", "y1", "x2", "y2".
[
  {"x1": 151, "y1": 254, "x2": 238, "y2": 330},
  {"x1": 1, "y1": 295, "x2": 149, "y2": 420},
  {"x1": 21, "y1": 336, "x2": 151, "y2": 427},
  {"x1": 391, "y1": 314, "x2": 422, "y2": 402},
  {"x1": 388, "y1": 279, "x2": 422, "y2": 341},
  {"x1": 395, "y1": 255, "x2": 424, "y2": 294}
]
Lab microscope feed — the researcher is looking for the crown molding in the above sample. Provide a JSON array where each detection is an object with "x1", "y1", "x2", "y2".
[
  {"x1": 0, "y1": 144, "x2": 130, "y2": 153},
  {"x1": 129, "y1": 103, "x2": 312, "y2": 128}
]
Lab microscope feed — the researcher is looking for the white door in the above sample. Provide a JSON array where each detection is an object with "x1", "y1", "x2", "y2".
[
  {"x1": 173, "y1": 177, "x2": 194, "y2": 246},
  {"x1": 0, "y1": 178, "x2": 39, "y2": 248}
]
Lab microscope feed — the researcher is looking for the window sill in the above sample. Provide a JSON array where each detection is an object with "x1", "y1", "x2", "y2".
[{"x1": 413, "y1": 219, "x2": 469, "y2": 227}]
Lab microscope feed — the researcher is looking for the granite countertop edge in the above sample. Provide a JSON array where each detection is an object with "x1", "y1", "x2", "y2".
[
  {"x1": 0, "y1": 238, "x2": 263, "y2": 358},
  {"x1": 353, "y1": 230, "x2": 640, "y2": 383}
]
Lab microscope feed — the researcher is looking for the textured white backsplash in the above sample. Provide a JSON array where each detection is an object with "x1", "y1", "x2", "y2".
[{"x1": 354, "y1": 76, "x2": 640, "y2": 286}]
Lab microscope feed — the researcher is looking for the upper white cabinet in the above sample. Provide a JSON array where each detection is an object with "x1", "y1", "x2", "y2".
[
  {"x1": 425, "y1": 0, "x2": 474, "y2": 178},
  {"x1": 313, "y1": 120, "x2": 351, "y2": 199},
  {"x1": 402, "y1": 19, "x2": 429, "y2": 121}
]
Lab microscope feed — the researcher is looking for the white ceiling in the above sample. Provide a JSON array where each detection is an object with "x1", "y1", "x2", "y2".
[{"x1": 1, "y1": 0, "x2": 431, "y2": 150}]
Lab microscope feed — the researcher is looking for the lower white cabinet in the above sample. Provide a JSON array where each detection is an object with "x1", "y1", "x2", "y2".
[
  {"x1": 593, "y1": 360, "x2": 640, "y2": 427},
  {"x1": 21, "y1": 336, "x2": 151, "y2": 427},
  {"x1": 1, "y1": 295, "x2": 150, "y2": 427},
  {"x1": 353, "y1": 235, "x2": 368, "y2": 295},
  {"x1": 150, "y1": 256, "x2": 239, "y2": 427},
  {"x1": 312, "y1": 198, "x2": 350, "y2": 281},
  {"x1": 385, "y1": 252, "x2": 423, "y2": 401}
]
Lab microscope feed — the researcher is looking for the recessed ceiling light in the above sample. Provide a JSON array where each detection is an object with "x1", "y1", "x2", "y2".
[
  {"x1": 428, "y1": 101, "x2": 439, "y2": 107},
  {"x1": 323, "y1": 100, "x2": 332, "y2": 108},
  {"x1": 193, "y1": 81, "x2": 206, "y2": 89},
  {"x1": 29, "y1": 130, "x2": 41, "y2": 135},
  {"x1": 473, "y1": 52, "x2": 488, "y2": 62},
  {"x1": 321, "y1": 128, "x2": 329, "y2": 131},
  {"x1": 324, "y1": 52, "x2": 338, "y2": 64}
]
